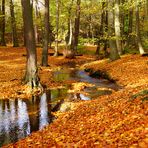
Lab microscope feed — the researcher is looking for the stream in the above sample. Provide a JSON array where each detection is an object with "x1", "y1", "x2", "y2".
[{"x1": 0, "y1": 66, "x2": 120, "y2": 147}]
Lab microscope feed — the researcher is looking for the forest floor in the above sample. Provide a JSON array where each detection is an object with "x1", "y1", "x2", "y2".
[
  {"x1": 0, "y1": 47, "x2": 148, "y2": 147},
  {"x1": 0, "y1": 47, "x2": 94, "y2": 99}
]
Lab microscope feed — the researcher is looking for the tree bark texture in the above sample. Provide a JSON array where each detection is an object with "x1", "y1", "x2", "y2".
[
  {"x1": 96, "y1": 2, "x2": 105, "y2": 55},
  {"x1": 42, "y1": 0, "x2": 50, "y2": 66},
  {"x1": 10, "y1": 0, "x2": 19, "y2": 47},
  {"x1": 108, "y1": 0, "x2": 120, "y2": 61},
  {"x1": 21, "y1": 0, "x2": 39, "y2": 88},
  {"x1": 114, "y1": 0, "x2": 122, "y2": 55},
  {"x1": 34, "y1": 0, "x2": 39, "y2": 44},
  {"x1": 135, "y1": 0, "x2": 145, "y2": 55},
  {"x1": 127, "y1": 0, "x2": 133, "y2": 47},
  {"x1": 48, "y1": 0, "x2": 52, "y2": 48},
  {"x1": 0, "y1": 0, "x2": 6, "y2": 46},
  {"x1": 71, "y1": 0, "x2": 81, "y2": 52},
  {"x1": 54, "y1": 0, "x2": 59, "y2": 56},
  {"x1": 67, "y1": 0, "x2": 74, "y2": 46}
]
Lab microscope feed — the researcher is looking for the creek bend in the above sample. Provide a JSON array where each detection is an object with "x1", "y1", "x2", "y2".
[{"x1": 0, "y1": 66, "x2": 120, "y2": 147}]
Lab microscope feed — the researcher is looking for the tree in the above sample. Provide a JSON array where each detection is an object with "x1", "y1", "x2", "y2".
[
  {"x1": 146, "y1": 0, "x2": 148, "y2": 16},
  {"x1": 66, "y1": 0, "x2": 74, "y2": 46},
  {"x1": 10, "y1": 0, "x2": 19, "y2": 47},
  {"x1": 103, "y1": 7, "x2": 109, "y2": 57},
  {"x1": 114, "y1": 0, "x2": 122, "y2": 55},
  {"x1": 0, "y1": 0, "x2": 6, "y2": 46},
  {"x1": 54, "y1": 0, "x2": 59, "y2": 56},
  {"x1": 21, "y1": 0, "x2": 40, "y2": 88},
  {"x1": 71, "y1": 0, "x2": 81, "y2": 53},
  {"x1": 135, "y1": 0, "x2": 146, "y2": 55},
  {"x1": 48, "y1": 0, "x2": 53, "y2": 48},
  {"x1": 34, "y1": 0, "x2": 40, "y2": 44},
  {"x1": 144, "y1": 0, "x2": 148, "y2": 36},
  {"x1": 42, "y1": 0, "x2": 50, "y2": 66},
  {"x1": 108, "y1": 0, "x2": 120, "y2": 61},
  {"x1": 127, "y1": 0, "x2": 133, "y2": 47},
  {"x1": 96, "y1": 2, "x2": 106, "y2": 55}
]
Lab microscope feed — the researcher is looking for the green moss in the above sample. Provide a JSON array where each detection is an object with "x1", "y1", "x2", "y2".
[
  {"x1": 130, "y1": 90, "x2": 148, "y2": 102},
  {"x1": 131, "y1": 90, "x2": 148, "y2": 99},
  {"x1": 141, "y1": 97, "x2": 148, "y2": 102}
]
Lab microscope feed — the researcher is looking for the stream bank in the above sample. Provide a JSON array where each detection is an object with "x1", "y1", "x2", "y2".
[
  {"x1": 1, "y1": 52, "x2": 148, "y2": 147},
  {"x1": 0, "y1": 56, "x2": 120, "y2": 147}
]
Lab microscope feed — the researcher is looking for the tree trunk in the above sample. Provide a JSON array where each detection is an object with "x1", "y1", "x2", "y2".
[
  {"x1": 64, "y1": 3, "x2": 74, "y2": 59},
  {"x1": 103, "y1": 9, "x2": 109, "y2": 57},
  {"x1": 67, "y1": 0, "x2": 74, "y2": 46},
  {"x1": 71, "y1": 0, "x2": 81, "y2": 53},
  {"x1": 145, "y1": 0, "x2": 148, "y2": 36},
  {"x1": 135, "y1": 0, "x2": 145, "y2": 55},
  {"x1": 0, "y1": 0, "x2": 6, "y2": 46},
  {"x1": 127, "y1": 0, "x2": 133, "y2": 47},
  {"x1": 21, "y1": 0, "x2": 40, "y2": 88},
  {"x1": 96, "y1": 2, "x2": 105, "y2": 55},
  {"x1": 114, "y1": 0, "x2": 122, "y2": 55},
  {"x1": 36, "y1": 1, "x2": 44, "y2": 45},
  {"x1": 54, "y1": 0, "x2": 59, "y2": 57},
  {"x1": 68, "y1": 19, "x2": 73, "y2": 46},
  {"x1": 120, "y1": 0, "x2": 126, "y2": 50},
  {"x1": 48, "y1": 0, "x2": 52, "y2": 48},
  {"x1": 128, "y1": 4, "x2": 133, "y2": 36},
  {"x1": 146, "y1": 0, "x2": 148, "y2": 16},
  {"x1": 42, "y1": 0, "x2": 50, "y2": 66},
  {"x1": 34, "y1": 0, "x2": 39, "y2": 44},
  {"x1": 10, "y1": 0, "x2": 19, "y2": 47},
  {"x1": 108, "y1": 0, "x2": 120, "y2": 61}
]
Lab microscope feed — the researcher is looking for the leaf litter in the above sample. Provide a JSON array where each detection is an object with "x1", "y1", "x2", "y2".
[{"x1": 0, "y1": 48, "x2": 148, "y2": 147}]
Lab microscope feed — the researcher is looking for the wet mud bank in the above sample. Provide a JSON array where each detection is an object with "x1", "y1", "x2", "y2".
[{"x1": 84, "y1": 68, "x2": 116, "y2": 83}]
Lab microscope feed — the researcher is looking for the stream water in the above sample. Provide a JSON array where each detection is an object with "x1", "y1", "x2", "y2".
[{"x1": 0, "y1": 67, "x2": 120, "y2": 147}]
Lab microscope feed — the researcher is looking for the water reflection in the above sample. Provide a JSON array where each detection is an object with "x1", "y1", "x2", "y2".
[
  {"x1": 53, "y1": 68, "x2": 77, "y2": 82},
  {"x1": 79, "y1": 94, "x2": 90, "y2": 101},
  {"x1": 0, "y1": 67, "x2": 120, "y2": 147},
  {"x1": 39, "y1": 91, "x2": 51, "y2": 130},
  {"x1": 0, "y1": 91, "x2": 53, "y2": 147},
  {"x1": 53, "y1": 68, "x2": 120, "y2": 90}
]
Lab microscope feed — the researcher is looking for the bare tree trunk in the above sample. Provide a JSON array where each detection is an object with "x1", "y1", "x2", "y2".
[
  {"x1": 96, "y1": 2, "x2": 105, "y2": 55},
  {"x1": 0, "y1": 0, "x2": 6, "y2": 46},
  {"x1": 103, "y1": 9, "x2": 109, "y2": 57},
  {"x1": 64, "y1": 2, "x2": 74, "y2": 59},
  {"x1": 68, "y1": 19, "x2": 73, "y2": 46},
  {"x1": 10, "y1": 0, "x2": 19, "y2": 47},
  {"x1": 67, "y1": 0, "x2": 74, "y2": 46},
  {"x1": 135, "y1": 0, "x2": 145, "y2": 55},
  {"x1": 42, "y1": 0, "x2": 50, "y2": 66},
  {"x1": 126, "y1": 0, "x2": 133, "y2": 47},
  {"x1": 114, "y1": 0, "x2": 122, "y2": 55},
  {"x1": 71, "y1": 0, "x2": 81, "y2": 53},
  {"x1": 36, "y1": 2, "x2": 44, "y2": 45},
  {"x1": 34, "y1": 0, "x2": 39, "y2": 44},
  {"x1": 48, "y1": 0, "x2": 52, "y2": 48},
  {"x1": 108, "y1": 0, "x2": 120, "y2": 61},
  {"x1": 0, "y1": 6, "x2": 1, "y2": 42},
  {"x1": 54, "y1": 0, "x2": 59, "y2": 56},
  {"x1": 21, "y1": 0, "x2": 40, "y2": 88},
  {"x1": 145, "y1": 0, "x2": 148, "y2": 36},
  {"x1": 120, "y1": 0, "x2": 126, "y2": 50}
]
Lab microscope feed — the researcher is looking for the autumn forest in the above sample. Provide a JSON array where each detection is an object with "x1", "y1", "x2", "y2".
[{"x1": 0, "y1": 0, "x2": 148, "y2": 147}]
